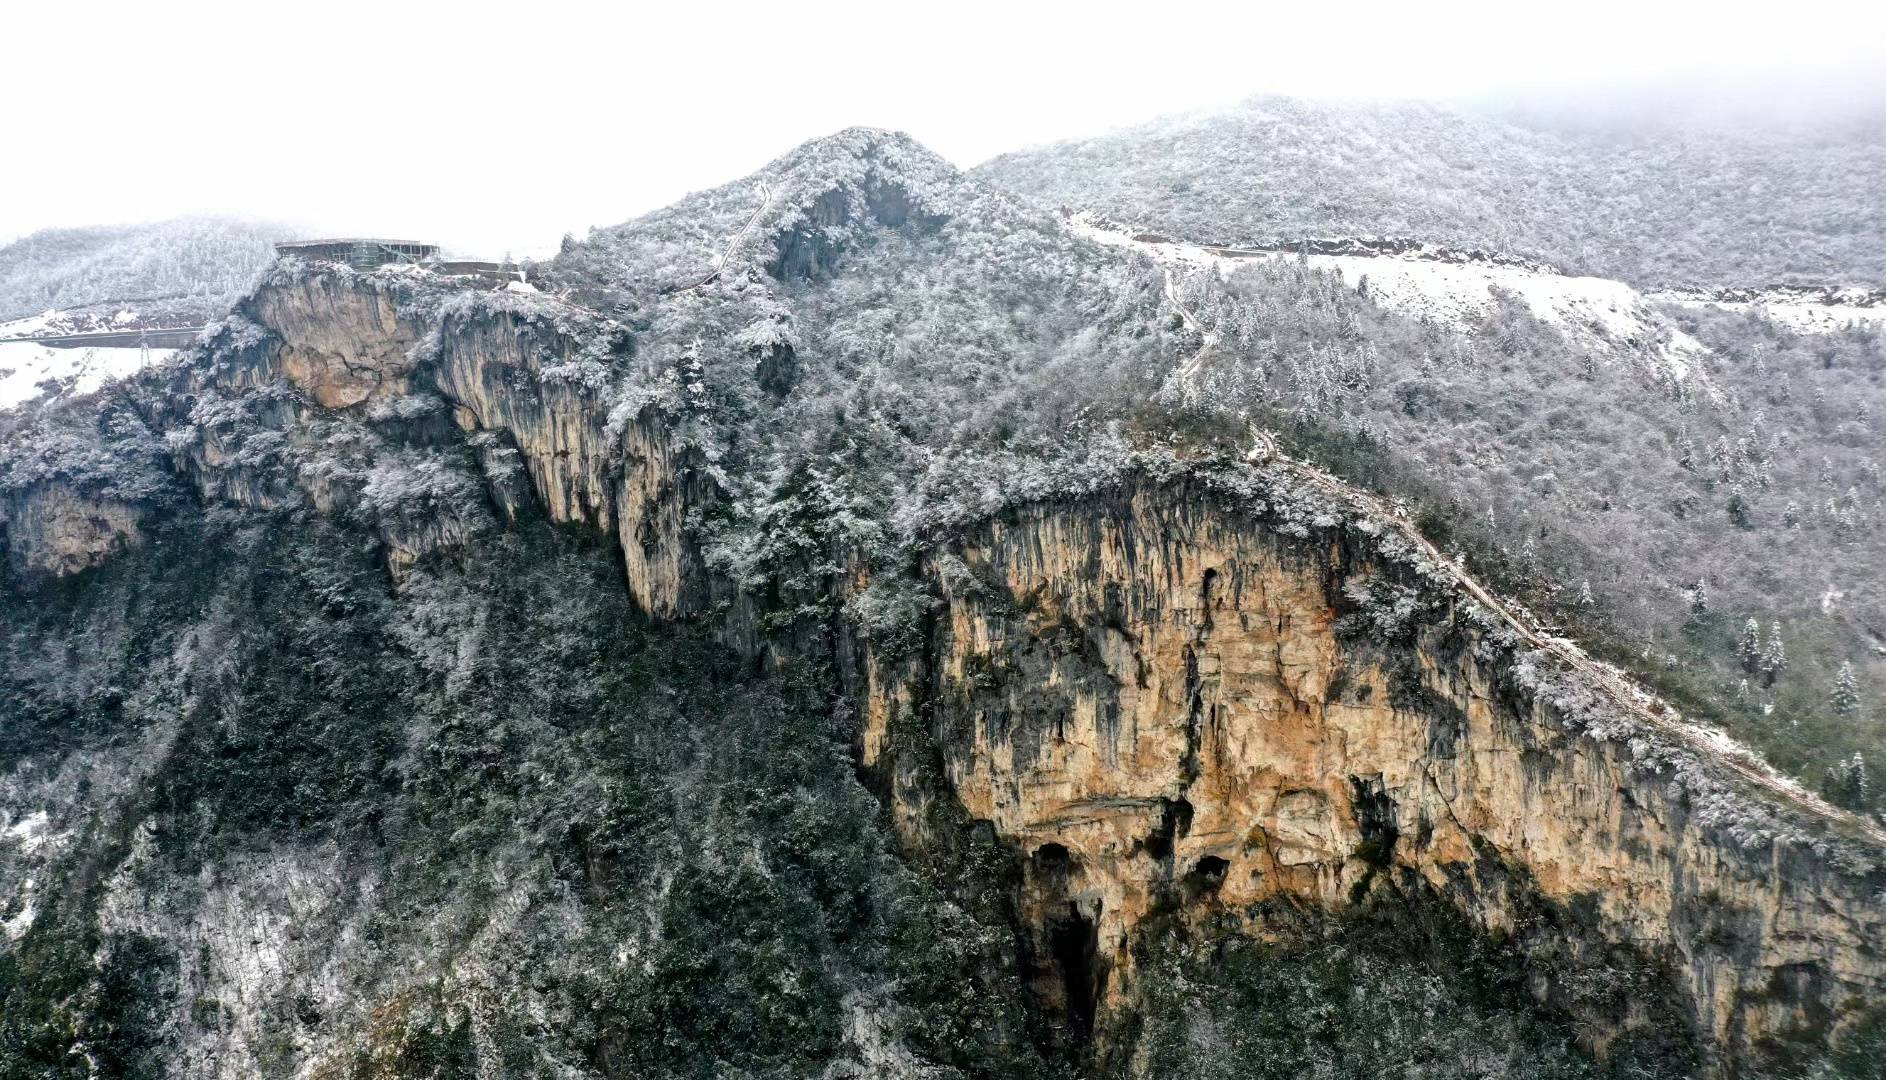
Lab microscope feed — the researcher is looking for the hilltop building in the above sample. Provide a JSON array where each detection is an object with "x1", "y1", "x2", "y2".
[{"x1": 273, "y1": 239, "x2": 439, "y2": 271}]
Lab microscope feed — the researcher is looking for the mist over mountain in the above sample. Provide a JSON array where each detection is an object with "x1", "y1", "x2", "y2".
[{"x1": 976, "y1": 95, "x2": 1886, "y2": 288}]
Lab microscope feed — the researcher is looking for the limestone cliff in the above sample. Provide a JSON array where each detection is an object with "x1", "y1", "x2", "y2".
[
  {"x1": 8, "y1": 264, "x2": 1883, "y2": 1075},
  {"x1": 250, "y1": 274, "x2": 428, "y2": 409},
  {"x1": 0, "y1": 481, "x2": 144, "y2": 577},
  {"x1": 854, "y1": 482, "x2": 1886, "y2": 1069},
  {"x1": 136, "y1": 266, "x2": 712, "y2": 610}
]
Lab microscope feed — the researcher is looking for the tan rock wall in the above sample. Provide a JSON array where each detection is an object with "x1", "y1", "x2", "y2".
[
  {"x1": 250, "y1": 277, "x2": 424, "y2": 409},
  {"x1": 862, "y1": 486, "x2": 1885, "y2": 1063},
  {"x1": 431, "y1": 315, "x2": 617, "y2": 532},
  {"x1": 2, "y1": 482, "x2": 145, "y2": 577}
]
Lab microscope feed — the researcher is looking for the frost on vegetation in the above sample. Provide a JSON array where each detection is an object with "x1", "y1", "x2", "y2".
[
  {"x1": 365, "y1": 391, "x2": 444, "y2": 423},
  {"x1": 195, "y1": 311, "x2": 272, "y2": 354},
  {"x1": 359, "y1": 448, "x2": 483, "y2": 521},
  {"x1": 1336, "y1": 577, "x2": 1435, "y2": 645},
  {"x1": 843, "y1": 576, "x2": 933, "y2": 656},
  {"x1": 465, "y1": 431, "x2": 524, "y2": 482},
  {"x1": 0, "y1": 398, "x2": 172, "y2": 503}
]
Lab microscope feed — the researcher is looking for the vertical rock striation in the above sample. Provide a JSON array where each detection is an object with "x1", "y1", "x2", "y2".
[
  {"x1": 0, "y1": 482, "x2": 145, "y2": 578},
  {"x1": 13, "y1": 266, "x2": 1881, "y2": 1075},
  {"x1": 857, "y1": 484, "x2": 1885, "y2": 1068}
]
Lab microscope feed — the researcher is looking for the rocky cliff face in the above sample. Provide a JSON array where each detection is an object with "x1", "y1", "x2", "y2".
[
  {"x1": 854, "y1": 484, "x2": 1885, "y2": 1069},
  {"x1": 0, "y1": 482, "x2": 144, "y2": 577},
  {"x1": 116, "y1": 267, "x2": 715, "y2": 612},
  {"x1": 8, "y1": 265, "x2": 1883, "y2": 1075},
  {"x1": 251, "y1": 275, "x2": 428, "y2": 409}
]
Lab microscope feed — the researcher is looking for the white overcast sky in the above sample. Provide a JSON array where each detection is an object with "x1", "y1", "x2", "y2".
[{"x1": 3, "y1": 0, "x2": 1883, "y2": 256}]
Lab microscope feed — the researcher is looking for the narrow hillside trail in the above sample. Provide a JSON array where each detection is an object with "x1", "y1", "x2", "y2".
[
  {"x1": 667, "y1": 181, "x2": 773, "y2": 294},
  {"x1": 1283, "y1": 449, "x2": 1884, "y2": 845},
  {"x1": 1164, "y1": 269, "x2": 1219, "y2": 382},
  {"x1": 1156, "y1": 271, "x2": 1886, "y2": 848}
]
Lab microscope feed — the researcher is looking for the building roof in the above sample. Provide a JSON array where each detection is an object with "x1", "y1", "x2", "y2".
[{"x1": 274, "y1": 238, "x2": 437, "y2": 251}]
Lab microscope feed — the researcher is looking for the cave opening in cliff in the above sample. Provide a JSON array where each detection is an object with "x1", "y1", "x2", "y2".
[
  {"x1": 1350, "y1": 776, "x2": 1400, "y2": 869},
  {"x1": 1184, "y1": 854, "x2": 1231, "y2": 901},
  {"x1": 1034, "y1": 841, "x2": 1073, "y2": 876},
  {"x1": 1047, "y1": 904, "x2": 1101, "y2": 1042},
  {"x1": 1142, "y1": 797, "x2": 1195, "y2": 862}
]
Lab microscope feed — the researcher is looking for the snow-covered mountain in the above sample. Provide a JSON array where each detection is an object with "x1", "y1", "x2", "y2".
[
  {"x1": 1066, "y1": 214, "x2": 1717, "y2": 381},
  {"x1": 5, "y1": 114, "x2": 1886, "y2": 1080},
  {"x1": 0, "y1": 217, "x2": 282, "y2": 323},
  {"x1": 976, "y1": 95, "x2": 1886, "y2": 288}
]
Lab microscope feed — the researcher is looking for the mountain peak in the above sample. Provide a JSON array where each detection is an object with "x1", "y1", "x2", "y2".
[{"x1": 557, "y1": 126, "x2": 967, "y2": 291}]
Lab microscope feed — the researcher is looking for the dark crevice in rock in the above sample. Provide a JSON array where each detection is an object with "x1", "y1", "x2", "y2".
[
  {"x1": 1183, "y1": 855, "x2": 1231, "y2": 902},
  {"x1": 1046, "y1": 904, "x2": 1102, "y2": 1045},
  {"x1": 1351, "y1": 775, "x2": 1400, "y2": 869},
  {"x1": 1181, "y1": 645, "x2": 1205, "y2": 786},
  {"x1": 1141, "y1": 798, "x2": 1194, "y2": 866}
]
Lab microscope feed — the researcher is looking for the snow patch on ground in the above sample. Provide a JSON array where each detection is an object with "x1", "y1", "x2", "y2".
[
  {"x1": 1070, "y1": 215, "x2": 1706, "y2": 381},
  {"x1": 4, "y1": 810, "x2": 55, "y2": 854},
  {"x1": 3, "y1": 893, "x2": 35, "y2": 941},
  {"x1": 0, "y1": 312, "x2": 175, "y2": 412},
  {"x1": 1651, "y1": 289, "x2": 1886, "y2": 334},
  {"x1": 3, "y1": 810, "x2": 64, "y2": 941}
]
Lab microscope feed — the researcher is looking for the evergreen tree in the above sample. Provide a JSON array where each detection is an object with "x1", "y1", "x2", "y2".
[
  {"x1": 1726, "y1": 483, "x2": 1751, "y2": 527},
  {"x1": 1688, "y1": 577, "x2": 1709, "y2": 615},
  {"x1": 1739, "y1": 618, "x2": 1762, "y2": 674},
  {"x1": 1760, "y1": 622, "x2": 1788, "y2": 688},
  {"x1": 1834, "y1": 661, "x2": 1862, "y2": 717},
  {"x1": 1823, "y1": 752, "x2": 1870, "y2": 811}
]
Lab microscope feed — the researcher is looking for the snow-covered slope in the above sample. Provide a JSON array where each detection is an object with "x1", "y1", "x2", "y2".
[
  {"x1": 1650, "y1": 286, "x2": 1886, "y2": 334},
  {"x1": 0, "y1": 312, "x2": 176, "y2": 412},
  {"x1": 1068, "y1": 214, "x2": 1713, "y2": 379}
]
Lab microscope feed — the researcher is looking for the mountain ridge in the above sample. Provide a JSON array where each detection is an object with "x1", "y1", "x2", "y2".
[
  {"x1": 974, "y1": 94, "x2": 1886, "y2": 288},
  {"x1": 3, "y1": 119, "x2": 1886, "y2": 1076}
]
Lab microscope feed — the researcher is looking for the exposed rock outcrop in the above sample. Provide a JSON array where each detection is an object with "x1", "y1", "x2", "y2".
[
  {"x1": 16, "y1": 264, "x2": 1881, "y2": 1075},
  {"x1": 249, "y1": 274, "x2": 427, "y2": 408},
  {"x1": 856, "y1": 483, "x2": 1886, "y2": 1069},
  {"x1": 768, "y1": 178, "x2": 947, "y2": 281},
  {"x1": 429, "y1": 310, "x2": 615, "y2": 530},
  {"x1": 150, "y1": 266, "x2": 716, "y2": 610},
  {"x1": 1, "y1": 482, "x2": 145, "y2": 577}
]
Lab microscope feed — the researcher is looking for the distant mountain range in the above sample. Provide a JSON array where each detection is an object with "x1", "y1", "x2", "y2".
[
  {"x1": 976, "y1": 95, "x2": 1886, "y2": 288},
  {"x1": 0, "y1": 217, "x2": 286, "y2": 323}
]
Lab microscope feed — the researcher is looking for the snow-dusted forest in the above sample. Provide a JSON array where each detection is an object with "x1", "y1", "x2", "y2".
[
  {"x1": 2, "y1": 86, "x2": 1884, "y2": 1079},
  {"x1": 979, "y1": 96, "x2": 1886, "y2": 288},
  {"x1": 0, "y1": 218, "x2": 283, "y2": 323}
]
